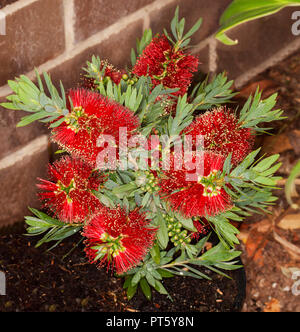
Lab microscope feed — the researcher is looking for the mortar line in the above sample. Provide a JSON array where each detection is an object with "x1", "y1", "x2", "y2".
[
  {"x1": 191, "y1": 34, "x2": 215, "y2": 55},
  {"x1": 63, "y1": 0, "x2": 75, "y2": 52},
  {"x1": 208, "y1": 38, "x2": 218, "y2": 73},
  {"x1": 234, "y1": 38, "x2": 300, "y2": 89},
  {"x1": 0, "y1": 135, "x2": 48, "y2": 171},
  {"x1": 2, "y1": 0, "x2": 39, "y2": 15},
  {"x1": 0, "y1": 0, "x2": 175, "y2": 98},
  {"x1": 143, "y1": 12, "x2": 150, "y2": 31}
]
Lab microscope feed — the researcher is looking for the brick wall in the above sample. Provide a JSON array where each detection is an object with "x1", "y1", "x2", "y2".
[{"x1": 0, "y1": 0, "x2": 299, "y2": 226}]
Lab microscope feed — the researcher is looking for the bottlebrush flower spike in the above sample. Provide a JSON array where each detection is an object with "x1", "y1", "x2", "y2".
[
  {"x1": 132, "y1": 34, "x2": 199, "y2": 97},
  {"x1": 184, "y1": 107, "x2": 254, "y2": 165},
  {"x1": 158, "y1": 151, "x2": 232, "y2": 218},
  {"x1": 100, "y1": 61, "x2": 124, "y2": 85},
  {"x1": 51, "y1": 88, "x2": 140, "y2": 166},
  {"x1": 191, "y1": 218, "x2": 210, "y2": 240},
  {"x1": 83, "y1": 206, "x2": 157, "y2": 274},
  {"x1": 37, "y1": 156, "x2": 104, "y2": 223},
  {"x1": 82, "y1": 60, "x2": 125, "y2": 90}
]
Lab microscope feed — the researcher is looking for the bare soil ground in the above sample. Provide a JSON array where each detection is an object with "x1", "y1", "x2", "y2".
[
  {"x1": 235, "y1": 51, "x2": 300, "y2": 312},
  {"x1": 0, "y1": 224, "x2": 245, "y2": 312}
]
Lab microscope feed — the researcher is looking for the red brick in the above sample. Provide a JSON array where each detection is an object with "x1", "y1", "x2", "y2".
[
  {"x1": 74, "y1": 0, "x2": 155, "y2": 42},
  {"x1": 0, "y1": 95, "x2": 48, "y2": 159},
  {"x1": 0, "y1": 0, "x2": 65, "y2": 87},
  {"x1": 0, "y1": 0, "x2": 18, "y2": 9},
  {"x1": 50, "y1": 20, "x2": 144, "y2": 91},
  {"x1": 216, "y1": 7, "x2": 300, "y2": 79},
  {"x1": 0, "y1": 18, "x2": 142, "y2": 159},
  {"x1": 194, "y1": 44, "x2": 210, "y2": 75},
  {"x1": 0, "y1": 148, "x2": 49, "y2": 226},
  {"x1": 149, "y1": 0, "x2": 231, "y2": 46}
]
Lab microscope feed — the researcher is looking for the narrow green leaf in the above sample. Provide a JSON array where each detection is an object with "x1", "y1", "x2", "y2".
[
  {"x1": 150, "y1": 244, "x2": 161, "y2": 265},
  {"x1": 140, "y1": 278, "x2": 152, "y2": 300},
  {"x1": 200, "y1": 242, "x2": 241, "y2": 263},
  {"x1": 156, "y1": 213, "x2": 169, "y2": 249},
  {"x1": 127, "y1": 283, "x2": 138, "y2": 300},
  {"x1": 49, "y1": 117, "x2": 66, "y2": 128},
  {"x1": 0, "y1": 102, "x2": 19, "y2": 110},
  {"x1": 123, "y1": 276, "x2": 133, "y2": 289},
  {"x1": 252, "y1": 154, "x2": 279, "y2": 172},
  {"x1": 215, "y1": 32, "x2": 238, "y2": 45},
  {"x1": 131, "y1": 271, "x2": 142, "y2": 287},
  {"x1": 171, "y1": 6, "x2": 179, "y2": 40},
  {"x1": 175, "y1": 213, "x2": 197, "y2": 231},
  {"x1": 157, "y1": 269, "x2": 174, "y2": 278},
  {"x1": 216, "y1": 1, "x2": 300, "y2": 45},
  {"x1": 17, "y1": 111, "x2": 48, "y2": 127},
  {"x1": 183, "y1": 17, "x2": 203, "y2": 40},
  {"x1": 154, "y1": 280, "x2": 169, "y2": 295}
]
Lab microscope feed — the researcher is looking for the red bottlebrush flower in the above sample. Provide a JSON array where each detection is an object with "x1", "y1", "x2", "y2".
[
  {"x1": 101, "y1": 61, "x2": 124, "y2": 85},
  {"x1": 83, "y1": 206, "x2": 157, "y2": 274},
  {"x1": 51, "y1": 88, "x2": 140, "y2": 166},
  {"x1": 184, "y1": 107, "x2": 254, "y2": 165},
  {"x1": 158, "y1": 151, "x2": 232, "y2": 218},
  {"x1": 82, "y1": 60, "x2": 124, "y2": 90},
  {"x1": 132, "y1": 34, "x2": 199, "y2": 97},
  {"x1": 37, "y1": 156, "x2": 104, "y2": 223},
  {"x1": 191, "y1": 218, "x2": 210, "y2": 240}
]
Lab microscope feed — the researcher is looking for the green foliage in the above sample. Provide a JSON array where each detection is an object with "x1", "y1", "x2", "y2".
[
  {"x1": 134, "y1": 83, "x2": 179, "y2": 133},
  {"x1": 92, "y1": 125, "x2": 282, "y2": 256},
  {"x1": 191, "y1": 72, "x2": 236, "y2": 111},
  {"x1": 216, "y1": 0, "x2": 300, "y2": 45},
  {"x1": 224, "y1": 149, "x2": 282, "y2": 215},
  {"x1": 98, "y1": 77, "x2": 145, "y2": 113},
  {"x1": 165, "y1": 94, "x2": 194, "y2": 136},
  {"x1": 155, "y1": 211, "x2": 169, "y2": 249},
  {"x1": 239, "y1": 88, "x2": 285, "y2": 132},
  {"x1": 131, "y1": 28, "x2": 153, "y2": 66},
  {"x1": 83, "y1": 55, "x2": 108, "y2": 85},
  {"x1": 230, "y1": 149, "x2": 281, "y2": 186},
  {"x1": 164, "y1": 6, "x2": 203, "y2": 50},
  {"x1": 122, "y1": 234, "x2": 242, "y2": 301},
  {"x1": 207, "y1": 212, "x2": 241, "y2": 249},
  {"x1": 84, "y1": 68, "x2": 181, "y2": 136},
  {"x1": 122, "y1": 251, "x2": 173, "y2": 301},
  {"x1": 25, "y1": 208, "x2": 82, "y2": 250},
  {"x1": 1, "y1": 71, "x2": 68, "y2": 127}
]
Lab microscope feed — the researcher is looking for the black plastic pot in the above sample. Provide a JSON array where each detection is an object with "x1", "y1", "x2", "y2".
[{"x1": 232, "y1": 258, "x2": 247, "y2": 312}]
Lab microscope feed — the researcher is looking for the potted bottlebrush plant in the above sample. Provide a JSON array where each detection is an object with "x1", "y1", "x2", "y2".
[{"x1": 1, "y1": 7, "x2": 284, "y2": 306}]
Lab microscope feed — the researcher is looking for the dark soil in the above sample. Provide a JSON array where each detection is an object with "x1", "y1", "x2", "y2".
[
  {"x1": 0, "y1": 0, "x2": 18, "y2": 9},
  {"x1": 0, "y1": 223, "x2": 245, "y2": 312}
]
